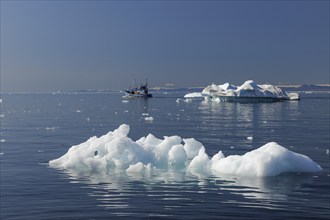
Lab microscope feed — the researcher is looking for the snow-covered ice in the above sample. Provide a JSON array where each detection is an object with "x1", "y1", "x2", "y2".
[
  {"x1": 184, "y1": 92, "x2": 204, "y2": 98},
  {"x1": 201, "y1": 80, "x2": 299, "y2": 101},
  {"x1": 49, "y1": 124, "x2": 321, "y2": 177}
]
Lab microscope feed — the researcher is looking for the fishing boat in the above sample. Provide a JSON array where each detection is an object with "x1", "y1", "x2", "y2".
[{"x1": 123, "y1": 78, "x2": 153, "y2": 98}]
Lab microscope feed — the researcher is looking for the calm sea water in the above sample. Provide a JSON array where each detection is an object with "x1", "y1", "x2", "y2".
[{"x1": 1, "y1": 91, "x2": 329, "y2": 219}]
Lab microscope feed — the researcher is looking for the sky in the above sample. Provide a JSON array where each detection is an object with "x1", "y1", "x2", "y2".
[{"x1": 1, "y1": 0, "x2": 329, "y2": 92}]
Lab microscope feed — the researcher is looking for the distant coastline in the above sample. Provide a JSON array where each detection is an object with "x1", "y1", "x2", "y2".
[
  {"x1": 152, "y1": 84, "x2": 330, "y2": 93},
  {"x1": 71, "y1": 84, "x2": 330, "y2": 93},
  {"x1": 277, "y1": 84, "x2": 330, "y2": 91},
  {"x1": 1, "y1": 84, "x2": 329, "y2": 94}
]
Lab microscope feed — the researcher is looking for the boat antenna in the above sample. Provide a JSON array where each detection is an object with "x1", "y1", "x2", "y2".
[{"x1": 131, "y1": 73, "x2": 137, "y2": 89}]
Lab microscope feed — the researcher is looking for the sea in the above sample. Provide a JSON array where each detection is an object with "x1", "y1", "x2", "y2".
[{"x1": 0, "y1": 91, "x2": 329, "y2": 219}]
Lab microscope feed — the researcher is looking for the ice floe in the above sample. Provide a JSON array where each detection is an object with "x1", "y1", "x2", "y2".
[
  {"x1": 49, "y1": 124, "x2": 321, "y2": 177},
  {"x1": 184, "y1": 92, "x2": 204, "y2": 98},
  {"x1": 185, "y1": 80, "x2": 299, "y2": 102},
  {"x1": 144, "y1": 116, "x2": 154, "y2": 121},
  {"x1": 176, "y1": 98, "x2": 192, "y2": 103}
]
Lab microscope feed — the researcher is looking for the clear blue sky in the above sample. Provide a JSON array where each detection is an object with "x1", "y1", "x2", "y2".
[{"x1": 1, "y1": 0, "x2": 329, "y2": 92}]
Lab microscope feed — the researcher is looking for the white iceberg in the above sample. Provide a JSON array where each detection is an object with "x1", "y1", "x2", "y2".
[
  {"x1": 49, "y1": 124, "x2": 321, "y2": 177},
  {"x1": 201, "y1": 80, "x2": 299, "y2": 102}
]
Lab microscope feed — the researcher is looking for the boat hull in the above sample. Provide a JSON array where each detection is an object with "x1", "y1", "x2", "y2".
[{"x1": 123, "y1": 93, "x2": 153, "y2": 99}]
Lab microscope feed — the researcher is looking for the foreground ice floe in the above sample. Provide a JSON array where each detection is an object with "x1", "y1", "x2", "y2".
[
  {"x1": 185, "y1": 80, "x2": 299, "y2": 101},
  {"x1": 49, "y1": 124, "x2": 321, "y2": 177}
]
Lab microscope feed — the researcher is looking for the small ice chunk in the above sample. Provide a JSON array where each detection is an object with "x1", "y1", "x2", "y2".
[
  {"x1": 184, "y1": 92, "x2": 203, "y2": 98},
  {"x1": 144, "y1": 117, "x2": 154, "y2": 121},
  {"x1": 288, "y1": 92, "x2": 300, "y2": 100}
]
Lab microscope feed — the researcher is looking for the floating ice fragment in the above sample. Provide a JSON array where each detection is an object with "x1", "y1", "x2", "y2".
[
  {"x1": 247, "y1": 136, "x2": 253, "y2": 140},
  {"x1": 288, "y1": 92, "x2": 300, "y2": 100},
  {"x1": 49, "y1": 125, "x2": 322, "y2": 177},
  {"x1": 184, "y1": 92, "x2": 203, "y2": 98},
  {"x1": 46, "y1": 126, "x2": 57, "y2": 130},
  {"x1": 144, "y1": 117, "x2": 154, "y2": 121}
]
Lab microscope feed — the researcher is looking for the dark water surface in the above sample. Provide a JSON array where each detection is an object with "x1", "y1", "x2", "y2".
[{"x1": 1, "y1": 92, "x2": 329, "y2": 219}]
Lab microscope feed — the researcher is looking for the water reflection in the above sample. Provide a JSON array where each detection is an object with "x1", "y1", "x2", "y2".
[
  {"x1": 56, "y1": 166, "x2": 318, "y2": 216},
  {"x1": 199, "y1": 99, "x2": 300, "y2": 131},
  {"x1": 197, "y1": 99, "x2": 302, "y2": 151},
  {"x1": 213, "y1": 173, "x2": 315, "y2": 209}
]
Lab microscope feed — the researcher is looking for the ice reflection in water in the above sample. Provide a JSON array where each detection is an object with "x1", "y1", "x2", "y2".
[
  {"x1": 55, "y1": 166, "x2": 318, "y2": 217},
  {"x1": 197, "y1": 99, "x2": 301, "y2": 153}
]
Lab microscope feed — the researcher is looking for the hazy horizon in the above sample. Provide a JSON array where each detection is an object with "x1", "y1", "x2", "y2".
[{"x1": 1, "y1": 1, "x2": 329, "y2": 93}]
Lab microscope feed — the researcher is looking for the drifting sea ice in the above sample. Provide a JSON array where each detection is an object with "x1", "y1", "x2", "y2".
[
  {"x1": 184, "y1": 80, "x2": 300, "y2": 101},
  {"x1": 176, "y1": 98, "x2": 193, "y2": 103},
  {"x1": 49, "y1": 124, "x2": 322, "y2": 177},
  {"x1": 184, "y1": 92, "x2": 204, "y2": 98},
  {"x1": 144, "y1": 116, "x2": 154, "y2": 121}
]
